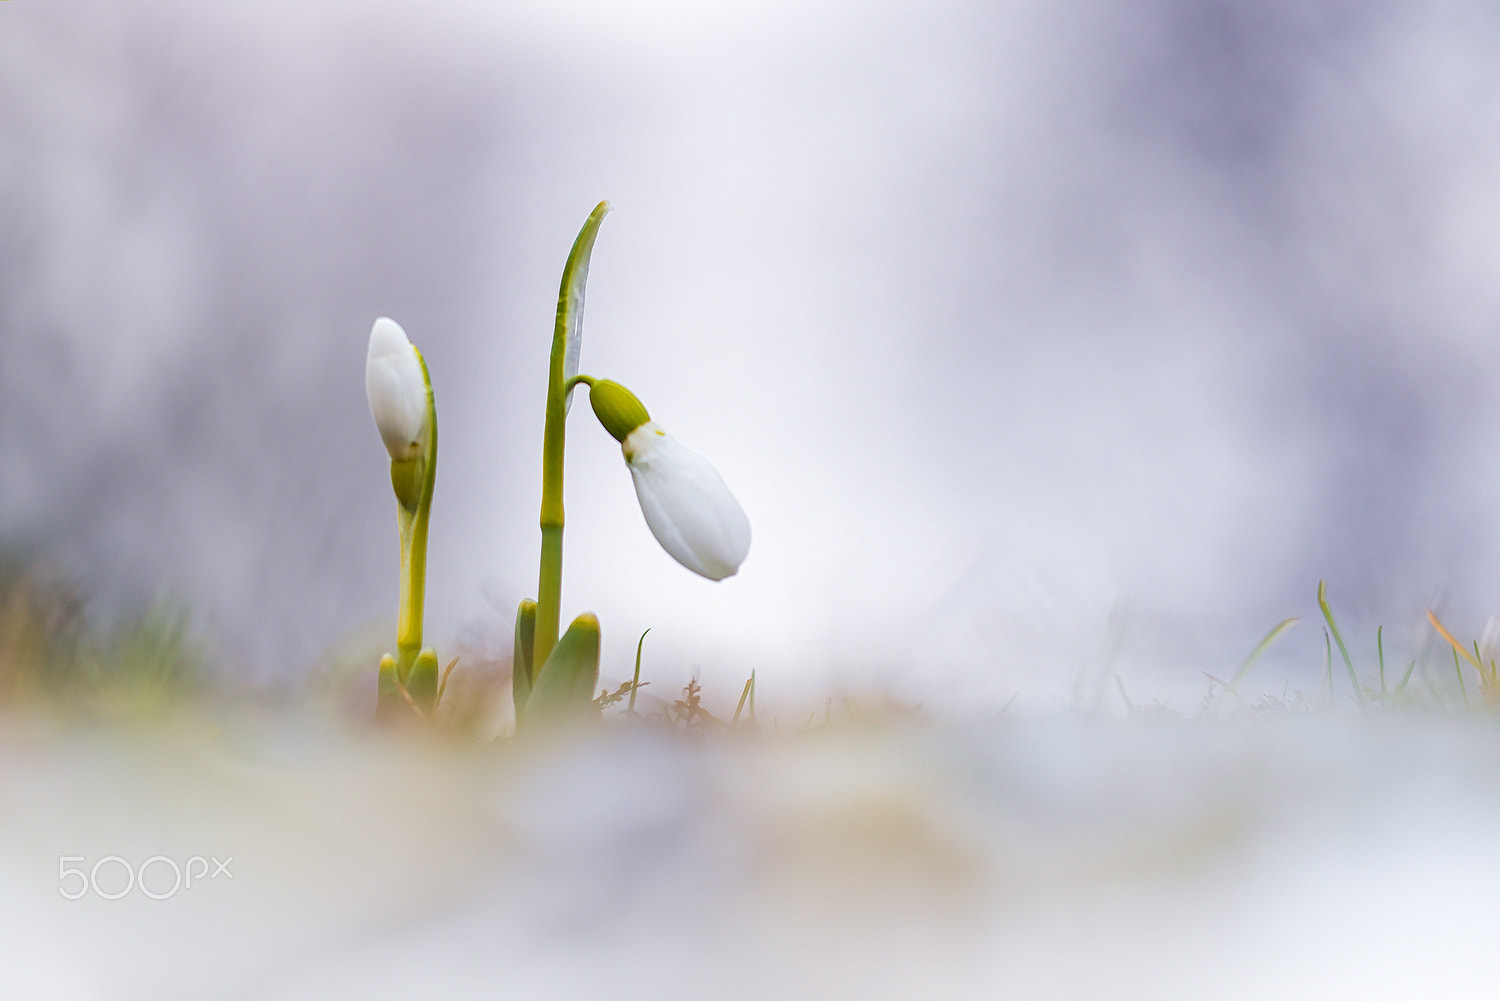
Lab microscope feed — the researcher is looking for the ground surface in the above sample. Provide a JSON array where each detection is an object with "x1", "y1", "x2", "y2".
[{"x1": 3, "y1": 709, "x2": 1497, "y2": 999}]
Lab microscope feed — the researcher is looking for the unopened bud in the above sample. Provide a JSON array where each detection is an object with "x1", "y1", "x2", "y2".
[{"x1": 588, "y1": 379, "x2": 651, "y2": 442}]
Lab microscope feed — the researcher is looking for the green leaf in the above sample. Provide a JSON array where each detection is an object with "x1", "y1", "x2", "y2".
[
  {"x1": 406, "y1": 647, "x2": 440, "y2": 714},
  {"x1": 389, "y1": 457, "x2": 424, "y2": 512},
  {"x1": 375, "y1": 653, "x2": 401, "y2": 723},
  {"x1": 512, "y1": 599, "x2": 538, "y2": 718},
  {"x1": 557, "y1": 201, "x2": 612, "y2": 413},
  {"x1": 522, "y1": 612, "x2": 601, "y2": 727}
]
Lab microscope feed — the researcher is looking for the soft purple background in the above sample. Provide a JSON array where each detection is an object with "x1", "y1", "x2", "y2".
[{"x1": 5, "y1": 0, "x2": 1500, "y2": 710}]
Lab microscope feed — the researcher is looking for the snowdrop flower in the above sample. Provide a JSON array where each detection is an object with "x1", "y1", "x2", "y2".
[
  {"x1": 626, "y1": 423, "x2": 751, "y2": 579},
  {"x1": 365, "y1": 317, "x2": 427, "y2": 461},
  {"x1": 364, "y1": 315, "x2": 440, "y2": 719},
  {"x1": 588, "y1": 379, "x2": 751, "y2": 580}
]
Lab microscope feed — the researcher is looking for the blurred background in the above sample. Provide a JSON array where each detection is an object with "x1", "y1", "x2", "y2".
[{"x1": 5, "y1": 0, "x2": 1500, "y2": 713}]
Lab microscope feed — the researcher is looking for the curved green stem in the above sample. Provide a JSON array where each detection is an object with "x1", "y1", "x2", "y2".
[
  {"x1": 535, "y1": 201, "x2": 611, "y2": 675},
  {"x1": 378, "y1": 347, "x2": 438, "y2": 720},
  {"x1": 398, "y1": 347, "x2": 439, "y2": 674}
]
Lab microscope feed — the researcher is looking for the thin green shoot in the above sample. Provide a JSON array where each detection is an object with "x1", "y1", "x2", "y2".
[
  {"x1": 1317, "y1": 581, "x2": 1362, "y2": 706},
  {"x1": 1377, "y1": 626, "x2": 1386, "y2": 696},
  {"x1": 731, "y1": 676, "x2": 754, "y2": 725},
  {"x1": 1323, "y1": 627, "x2": 1333, "y2": 708},
  {"x1": 1454, "y1": 648, "x2": 1470, "y2": 709},
  {"x1": 628, "y1": 628, "x2": 649, "y2": 715},
  {"x1": 434, "y1": 657, "x2": 458, "y2": 711},
  {"x1": 1210, "y1": 617, "x2": 1298, "y2": 712},
  {"x1": 1396, "y1": 659, "x2": 1417, "y2": 695},
  {"x1": 1427, "y1": 610, "x2": 1490, "y2": 703}
]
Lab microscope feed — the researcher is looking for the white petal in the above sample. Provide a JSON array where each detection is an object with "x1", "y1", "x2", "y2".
[
  {"x1": 365, "y1": 317, "x2": 427, "y2": 460},
  {"x1": 624, "y1": 423, "x2": 751, "y2": 580}
]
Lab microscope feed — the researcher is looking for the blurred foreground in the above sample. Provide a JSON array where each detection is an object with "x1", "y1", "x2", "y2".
[
  {"x1": 4, "y1": 696, "x2": 1499, "y2": 999},
  {"x1": 8, "y1": 567, "x2": 1500, "y2": 996},
  {"x1": 4, "y1": 566, "x2": 1500, "y2": 998}
]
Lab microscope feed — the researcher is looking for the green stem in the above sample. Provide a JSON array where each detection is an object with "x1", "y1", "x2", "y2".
[
  {"x1": 534, "y1": 202, "x2": 611, "y2": 675},
  {"x1": 535, "y1": 351, "x2": 567, "y2": 674},
  {"x1": 391, "y1": 349, "x2": 438, "y2": 690},
  {"x1": 535, "y1": 522, "x2": 563, "y2": 675},
  {"x1": 396, "y1": 511, "x2": 421, "y2": 681}
]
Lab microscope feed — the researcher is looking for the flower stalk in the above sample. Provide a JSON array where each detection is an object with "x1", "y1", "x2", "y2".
[
  {"x1": 366, "y1": 317, "x2": 440, "y2": 720},
  {"x1": 395, "y1": 361, "x2": 436, "y2": 673},
  {"x1": 533, "y1": 200, "x2": 612, "y2": 677},
  {"x1": 512, "y1": 202, "x2": 749, "y2": 729}
]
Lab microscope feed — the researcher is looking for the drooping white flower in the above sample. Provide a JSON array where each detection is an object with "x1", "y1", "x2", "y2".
[
  {"x1": 623, "y1": 422, "x2": 751, "y2": 580},
  {"x1": 365, "y1": 317, "x2": 427, "y2": 460}
]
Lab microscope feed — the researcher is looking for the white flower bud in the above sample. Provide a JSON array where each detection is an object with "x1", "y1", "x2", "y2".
[
  {"x1": 365, "y1": 317, "x2": 427, "y2": 461},
  {"x1": 623, "y1": 422, "x2": 751, "y2": 580}
]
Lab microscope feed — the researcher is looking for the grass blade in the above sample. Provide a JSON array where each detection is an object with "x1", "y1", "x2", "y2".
[
  {"x1": 1377, "y1": 626, "x2": 1386, "y2": 696},
  {"x1": 628, "y1": 628, "x2": 650, "y2": 715},
  {"x1": 1323, "y1": 627, "x2": 1333, "y2": 707},
  {"x1": 731, "y1": 675, "x2": 754, "y2": 725},
  {"x1": 433, "y1": 656, "x2": 459, "y2": 712},
  {"x1": 1396, "y1": 659, "x2": 1417, "y2": 695},
  {"x1": 1210, "y1": 617, "x2": 1297, "y2": 712},
  {"x1": 1317, "y1": 581, "x2": 1363, "y2": 706},
  {"x1": 1454, "y1": 649, "x2": 1470, "y2": 709},
  {"x1": 1427, "y1": 610, "x2": 1483, "y2": 673}
]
